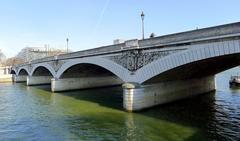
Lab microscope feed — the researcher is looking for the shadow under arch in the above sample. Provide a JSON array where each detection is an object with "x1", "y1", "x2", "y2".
[
  {"x1": 18, "y1": 68, "x2": 29, "y2": 76},
  {"x1": 56, "y1": 57, "x2": 130, "y2": 82},
  {"x1": 10, "y1": 69, "x2": 16, "y2": 74},
  {"x1": 31, "y1": 64, "x2": 56, "y2": 76},
  {"x1": 58, "y1": 62, "x2": 123, "y2": 81},
  {"x1": 143, "y1": 53, "x2": 240, "y2": 84}
]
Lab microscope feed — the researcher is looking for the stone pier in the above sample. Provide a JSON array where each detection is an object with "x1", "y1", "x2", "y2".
[
  {"x1": 27, "y1": 76, "x2": 52, "y2": 86},
  {"x1": 14, "y1": 75, "x2": 27, "y2": 83},
  {"x1": 122, "y1": 75, "x2": 216, "y2": 112},
  {"x1": 51, "y1": 76, "x2": 123, "y2": 92}
]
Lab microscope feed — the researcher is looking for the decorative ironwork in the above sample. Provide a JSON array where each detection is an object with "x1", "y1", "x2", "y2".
[
  {"x1": 48, "y1": 60, "x2": 66, "y2": 72},
  {"x1": 107, "y1": 49, "x2": 181, "y2": 72},
  {"x1": 27, "y1": 64, "x2": 33, "y2": 73}
]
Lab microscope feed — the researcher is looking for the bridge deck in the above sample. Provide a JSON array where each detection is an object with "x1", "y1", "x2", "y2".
[{"x1": 17, "y1": 22, "x2": 240, "y2": 66}]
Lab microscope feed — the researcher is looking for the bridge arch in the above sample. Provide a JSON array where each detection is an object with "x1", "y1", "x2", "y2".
[
  {"x1": 10, "y1": 68, "x2": 17, "y2": 74},
  {"x1": 56, "y1": 57, "x2": 130, "y2": 82},
  {"x1": 136, "y1": 39, "x2": 240, "y2": 84},
  {"x1": 17, "y1": 67, "x2": 30, "y2": 76},
  {"x1": 30, "y1": 63, "x2": 56, "y2": 76}
]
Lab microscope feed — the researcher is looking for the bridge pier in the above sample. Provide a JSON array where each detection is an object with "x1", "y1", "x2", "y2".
[
  {"x1": 122, "y1": 75, "x2": 216, "y2": 112},
  {"x1": 51, "y1": 76, "x2": 122, "y2": 92},
  {"x1": 14, "y1": 75, "x2": 27, "y2": 83},
  {"x1": 27, "y1": 76, "x2": 52, "y2": 86}
]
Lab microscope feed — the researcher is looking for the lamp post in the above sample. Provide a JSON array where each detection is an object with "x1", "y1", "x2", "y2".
[
  {"x1": 141, "y1": 11, "x2": 145, "y2": 39},
  {"x1": 66, "y1": 38, "x2": 69, "y2": 53}
]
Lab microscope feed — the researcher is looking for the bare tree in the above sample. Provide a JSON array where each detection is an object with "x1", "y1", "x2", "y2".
[
  {"x1": 5, "y1": 57, "x2": 24, "y2": 66},
  {"x1": 0, "y1": 50, "x2": 6, "y2": 66}
]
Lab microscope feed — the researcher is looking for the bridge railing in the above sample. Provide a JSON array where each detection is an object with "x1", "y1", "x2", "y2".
[
  {"x1": 57, "y1": 43, "x2": 125, "y2": 60},
  {"x1": 139, "y1": 22, "x2": 240, "y2": 48},
  {"x1": 15, "y1": 43, "x2": 126, "y2": 66}
]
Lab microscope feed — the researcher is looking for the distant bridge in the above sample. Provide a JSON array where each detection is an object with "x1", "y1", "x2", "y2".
[{"x1": 11, "y1": 22, "x2": 240, "y2": 111}]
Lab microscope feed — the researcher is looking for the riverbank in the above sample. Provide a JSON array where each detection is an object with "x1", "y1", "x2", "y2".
[{"x1": 0, "y1": 74, "x2": 13, "y2": 83}]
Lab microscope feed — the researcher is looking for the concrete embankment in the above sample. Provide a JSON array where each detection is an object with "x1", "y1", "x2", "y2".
[{"x1": 0, "y1": 75, "x2": 13, "y2": 83}]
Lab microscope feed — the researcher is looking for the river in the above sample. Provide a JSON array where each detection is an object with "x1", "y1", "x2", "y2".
[{"x1": 0, "y1": 68, "x2": 240, "y2": 141}]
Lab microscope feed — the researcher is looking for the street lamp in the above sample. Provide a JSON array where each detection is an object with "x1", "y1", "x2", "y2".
[
  {"x1": 141, "y1": 11, "x2": 145, "y2": 39},
  {"x1": 66, "y1": 38, "x2": 69, "y2": 53}
]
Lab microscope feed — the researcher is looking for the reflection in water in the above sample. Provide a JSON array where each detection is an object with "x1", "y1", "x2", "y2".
[
  {"x1": 0, "y1": 68, "x2": 240, "y2": 140},
  {"x1": 123, "y1": 113, "x2": 144, "y2": 141},
  {"x1": 124, "y1": 114, "x2": 137, "y2": 140}
]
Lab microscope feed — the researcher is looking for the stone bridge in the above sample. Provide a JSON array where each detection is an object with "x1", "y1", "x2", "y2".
[{"x1": 11, "y1": 22, "x2": 240, "y2": 111}]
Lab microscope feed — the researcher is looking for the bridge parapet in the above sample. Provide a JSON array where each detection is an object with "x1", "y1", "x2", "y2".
[{"x1": 139, "y1": 22, "x2": 240, "y2": 47}]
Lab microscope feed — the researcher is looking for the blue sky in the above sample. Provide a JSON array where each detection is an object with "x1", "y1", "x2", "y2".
[{"x1": 0, "y1": 0, "x2": 239, "y2": 57}]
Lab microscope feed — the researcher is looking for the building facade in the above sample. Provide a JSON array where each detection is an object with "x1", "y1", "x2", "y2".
[{"x1": 16, "y1": 47, "x2": 68, "y2": 62}]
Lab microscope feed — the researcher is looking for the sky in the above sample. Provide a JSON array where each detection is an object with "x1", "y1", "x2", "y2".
[{"x1": 0, "y1": 0, "x2": 240, "y2": 57}]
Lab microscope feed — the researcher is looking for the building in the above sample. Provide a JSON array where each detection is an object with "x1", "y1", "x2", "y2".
[
  {"x1": 0, "y1": 50, "x2": 12, "y2": 82},
  {"x1": 0, "y1": 66, "x2": 11, "y2": 75},
  {"x1": 16, "y1": 46, "x2": 69, "y2": 62}
]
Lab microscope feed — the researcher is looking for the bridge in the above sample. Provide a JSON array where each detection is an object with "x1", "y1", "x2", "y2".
[{"x1": 11, "y1": 22, "x2": 240, "y2": 112}]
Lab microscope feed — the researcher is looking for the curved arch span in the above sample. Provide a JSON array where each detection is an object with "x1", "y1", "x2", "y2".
[
  {"x1": 10, "y1": 69, "x2": 17, "y2": 74},
  {"x1": 56, "y1": 57, "x2": 130, "y2": 82},
  {"x1": 30, "y1": 63, "x2": 56, "y2": 76},
  {"x1": 17, "y1": 67, "x2": 30, "y2": 76},
  {"x1": 135, "y1": 39, "x2": 240, "y2": 84}
]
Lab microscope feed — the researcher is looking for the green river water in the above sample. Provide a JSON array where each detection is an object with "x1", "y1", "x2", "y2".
[{"x1": 0, "y1": 68, "x2": 240, "y2": 141}]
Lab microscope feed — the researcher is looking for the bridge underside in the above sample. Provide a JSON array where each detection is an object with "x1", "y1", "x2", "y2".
[
  {"x1": 14, "y1": 69, "x2": 28, "y2": 82},
  {"x1": 144, "y1": 53, "x2": 240, "y2": 84},
  {"x1": 27, "y1": 66, "x2": 53, "y2": 86},
  {"x1": 51, "y1": 63, "x2": 123, "y2": 92}
]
